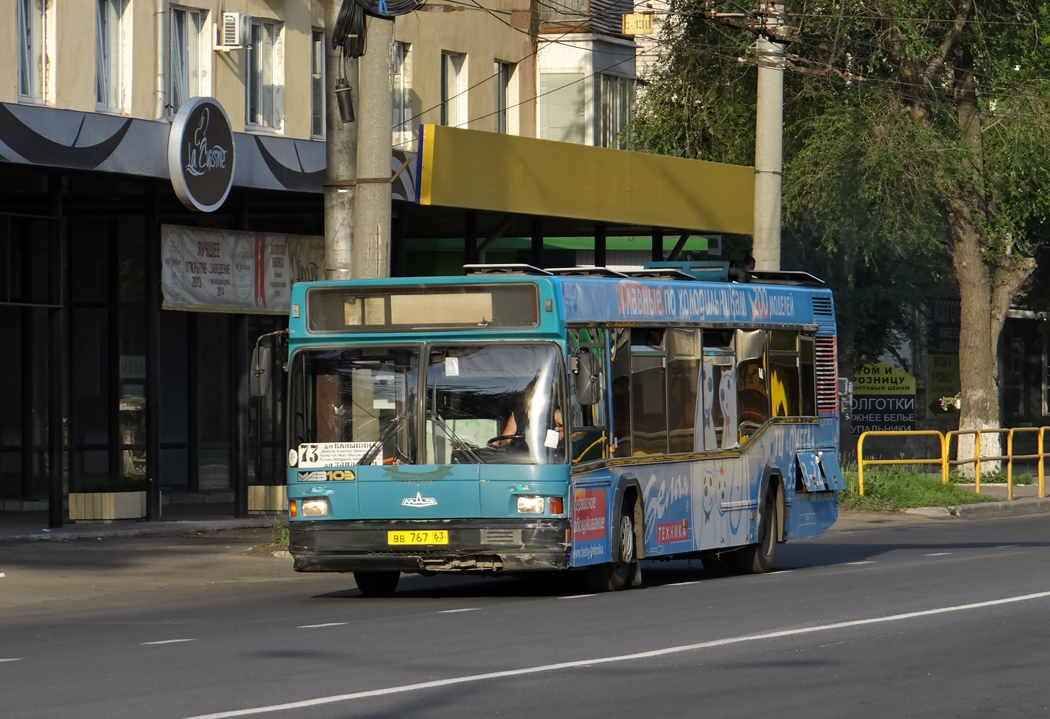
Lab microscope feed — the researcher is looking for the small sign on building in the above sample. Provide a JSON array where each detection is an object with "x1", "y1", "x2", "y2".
[
  {"x1": 851, "y1": 361, "x2": 916, "y2": 434},
  {"x1": 622, "y1": 13, "x2": 653, "y2": 35}
]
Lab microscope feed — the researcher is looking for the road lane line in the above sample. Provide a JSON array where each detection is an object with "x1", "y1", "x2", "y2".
[
  {"x1": 926, "y1": 552, "x2": 952, "y2": 557},
  {"x1": 437, "y1": 608, "x2": 479, "y2": 614},
  {"x1": 847, "y1": 561, "x2": 875, "y2": 565},
  {"x1": 181, "y1": 589, "x2": 1050, "y2": 719},
  {"x1": 0, "y1": 658, "x2": 21, "y2": 662},
  {"x1": 298, "y1": 623, "x2": 348, "y2": 629},
  {"x1": 560, "y1": 594, "x2": 596, "y2": 599},
  {"x1": 666, "y1": 581, "x2": 701, "y2": 587},
  {"x1": 142, "y1": 639, "x2": 197, "y2": 646}
]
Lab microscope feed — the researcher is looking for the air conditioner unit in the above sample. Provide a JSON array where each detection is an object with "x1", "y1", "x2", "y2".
[{"x1": 216, "y1": 12, "x2": 251, "y2": 50}]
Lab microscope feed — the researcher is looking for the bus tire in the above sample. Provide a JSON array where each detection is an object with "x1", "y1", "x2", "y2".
[
  {"x1": 586, "y1": 500, "x2": 638, "y2": 592},
  {"x1": 735, "y1": 485, "x2": 780, "y2": 574},
  {"x1": 354, "y1": 570, "x2": 400, "y2": 597}
]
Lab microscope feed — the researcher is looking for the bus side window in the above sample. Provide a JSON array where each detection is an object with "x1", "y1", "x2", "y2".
[
  {"x1": 568, "y1": 328, "x2": 609, "y2": 463},
  {"x1": 667, "y1": 329, "x2": 700, "y2": 453},
  {"x1": 700, "y1": 330, "x2": 735, "y2": 451},
  {"x1": 768, "y1": 330, "x2": 802, "y2": 417},
  {"x1": 630, "y1": 328, "x2": 667, "y2": 455},
  {"x1": 799, "y1": 335, "x2": 816, "y2": 416},
  {"x1": 611, "y1": 328, "x2": 632, "y2": 458},
  {"x1": 736, "y1": 329, "x2": 770, "y2": 442}
]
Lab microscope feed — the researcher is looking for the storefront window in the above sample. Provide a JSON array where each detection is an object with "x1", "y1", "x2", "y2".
[{"x1": 197, "y1": 313, "x2": 231, "y2": 489}]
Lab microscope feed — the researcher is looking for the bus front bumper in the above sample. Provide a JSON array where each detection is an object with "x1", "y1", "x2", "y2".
[{"x1": 290, "y1": 518, "x2": 572, "y2": 573}]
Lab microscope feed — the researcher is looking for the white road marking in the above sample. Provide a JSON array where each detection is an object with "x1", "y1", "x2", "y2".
[
  {"x1": 298, "y1": 623, "x2": 348, "y2": 629},
  {"x1": 437, "y1": 608, "x2": 479, "y2": 614},
  {"x1": 926, "y1": 552, "x2": 952, "y2": 557},
  {"x1": 0, "y1": 658, "x2": 21, "y2": 663},
  {"x1": 180, "y1": 589, "x2": 1050, "y2": 719},
  {"x1": 142, "y1": 639, "x2": 197, "y2": 646},
  {"x1": 847, "y1": 561, "x2": 875, "y2": 565},
  {"x1": 666, "y1": 581, "x2": 701, "y2": 587},
  {"x1": 560, "y1": 594, "x2": 596, "y2": 599}
]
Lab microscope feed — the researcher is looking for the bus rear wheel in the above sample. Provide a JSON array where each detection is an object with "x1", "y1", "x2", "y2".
[
  {"x1": 734, "y1": 486, "x2": 780, "y2": 574},
  {"x1": 586, "y1": 500, "x2": 638, "y2": 592},
  {"x1": 354, "y1": 570, "x2": 400, "y2": 597}
]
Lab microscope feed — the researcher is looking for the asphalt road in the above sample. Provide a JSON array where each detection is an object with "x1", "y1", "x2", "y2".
[{"x1": 3, "y1": 514, "x2": 1050, "y2": 719}]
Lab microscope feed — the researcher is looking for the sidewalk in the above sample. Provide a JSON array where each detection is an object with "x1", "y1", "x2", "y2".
[{"x1": 0, "y1": 503, "x2": 278, "y2": 544}]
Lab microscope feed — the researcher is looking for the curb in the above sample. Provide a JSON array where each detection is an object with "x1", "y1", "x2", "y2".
[
  {"x1": 0, "y1": 518, "x2": 276, "y2": 544},
  {"x1": 951, "y1": 497, "x2": 1050, "y2": 520}
]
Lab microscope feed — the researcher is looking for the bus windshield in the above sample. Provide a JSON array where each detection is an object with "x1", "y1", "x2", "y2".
[
  {"x1": 289, "y1": 343, "x2": 565, "y2": 466},
  {"x1": 426, "y1": 344, "x2": 564, "y2": 465}
]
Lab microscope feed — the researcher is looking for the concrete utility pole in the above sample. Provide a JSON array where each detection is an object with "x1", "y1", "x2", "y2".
[
  {"x1": 353, "y1": 17, "x2": 394, "y2": 280},
  {"x1": 323, "y1": 0, "x2": 357, "y2": 281},
  {"x1": 752, "y1": 0, "x2": 784, "y2": 271}
]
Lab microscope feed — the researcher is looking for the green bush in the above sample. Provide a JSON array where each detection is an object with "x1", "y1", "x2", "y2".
[{"x1": 839, "y1": 464, "x2": 997, "y2": 511}]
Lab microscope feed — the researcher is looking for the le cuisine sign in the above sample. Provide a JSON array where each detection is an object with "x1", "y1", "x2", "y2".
[{"x1": 167, "y1": 97, "x2": 236, "y2": 212}]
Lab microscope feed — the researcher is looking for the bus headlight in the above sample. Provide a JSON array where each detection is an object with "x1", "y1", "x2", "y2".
[
  {"x1": 517, "y1": 496, "x2": 545, "y2": 514},
  {"x1": 301, "y1": 498, "x2": 329, "y2": 517}
]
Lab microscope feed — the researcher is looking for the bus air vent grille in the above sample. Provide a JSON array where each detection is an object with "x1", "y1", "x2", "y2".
[
  {"x1": 812, "y1": 296, "x2": 834, "y2": 317},
  {"x1": 481, "y1": 529, "x2": 522, "y2": 545},
  {"x1": 814, "y1": 335, "x2": 838, "y2": 415}
]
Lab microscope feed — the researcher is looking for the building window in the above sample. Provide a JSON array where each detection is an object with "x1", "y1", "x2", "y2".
[
  {"x1": 17, "y1": 0, "x2": 45, "y2": 102},
  {"x1": 596, "y1": 74, "x2": 635, "y2": 149},
  {"x1": 494, "y1": 61, "x2": 514, "y2": 134},
  {"x1": 246, "y1": 19, "x2": 282, "y2": 130},
  {"x1": 95, "y1": 0, "x2": 126, "y2": 111},
  {"x1": 170, "y1": 7, "x2": 203, "y2": 117},
  {"x1": 311, "y1": 30, "x2": 324, "y2": 137},
  {"x1": 393, "y1": 42, "x2": 412, "y2": 148},
  {"x1": 440, "y1": 51, "x2": 466, "y2": 128},
  {"x1": 539, "y1": 73, "x2": 584, "y2": 144}
]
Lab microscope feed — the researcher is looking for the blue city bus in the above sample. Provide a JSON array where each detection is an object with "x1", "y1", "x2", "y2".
[{"x1": 275, "y1": 262, "x2": 843, "y2": 596}]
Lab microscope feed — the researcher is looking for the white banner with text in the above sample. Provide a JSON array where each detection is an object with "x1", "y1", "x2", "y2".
[{"x1": 161, "y1": 225, "x2": 323, "y2": 314}]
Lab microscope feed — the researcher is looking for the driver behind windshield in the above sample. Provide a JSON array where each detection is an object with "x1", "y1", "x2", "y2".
[{"x1": 428, "y1": 345, "x2": 565, "y2": 464}]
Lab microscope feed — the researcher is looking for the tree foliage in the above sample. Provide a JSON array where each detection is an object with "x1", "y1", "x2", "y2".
[{"x1": 631, "y1": 0, "x2": 1050, "y2": 427}]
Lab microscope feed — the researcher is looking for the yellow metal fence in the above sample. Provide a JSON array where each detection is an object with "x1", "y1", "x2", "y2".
[{"x1": 856, "y1": 428, "x2": 1049, "y2": 500}]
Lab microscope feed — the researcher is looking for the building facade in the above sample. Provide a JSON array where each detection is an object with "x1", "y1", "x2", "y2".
[{"x1": 0, "y1": 0, "x2": 557, "y2": 520}]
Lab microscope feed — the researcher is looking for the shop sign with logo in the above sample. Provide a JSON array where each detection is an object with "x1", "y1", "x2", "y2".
[{"x1": 168, "y1": 97, "x2": 236, "y2": 212}]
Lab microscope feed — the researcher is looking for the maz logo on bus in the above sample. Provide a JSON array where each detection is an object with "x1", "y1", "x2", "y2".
[{"x1": 402, "y1": 492, "x2": 438, "y2": 508}]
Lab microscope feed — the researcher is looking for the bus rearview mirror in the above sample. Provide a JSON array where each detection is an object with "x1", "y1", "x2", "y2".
[
  {"x1": 250, "y1": 345, "x2": 272, "y2": 398},
  {"x1": 574, "y1": 351, "x2": 599, "y2": 405}
]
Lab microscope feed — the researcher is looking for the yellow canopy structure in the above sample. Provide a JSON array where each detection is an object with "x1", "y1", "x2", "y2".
[{"x1": 416, "y1": 124, "x2": 754, "y2": 236}]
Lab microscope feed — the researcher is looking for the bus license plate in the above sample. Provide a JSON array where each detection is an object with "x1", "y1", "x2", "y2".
[{"x1": 387, "y1": 530, "x2": 449, "y2": 545}]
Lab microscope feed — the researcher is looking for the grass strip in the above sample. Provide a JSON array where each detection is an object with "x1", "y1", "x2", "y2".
[{"x1": 839, "y1": 465, "x2": 998, "y2": 512}]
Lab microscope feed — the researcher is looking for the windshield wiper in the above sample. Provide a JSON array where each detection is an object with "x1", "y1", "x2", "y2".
[
  {"x1": 428, "y1": 413, "x2": 483, "y2": 464},
  {"x1": 360, "y1": 411, "x2": 411, "y2": 466}
]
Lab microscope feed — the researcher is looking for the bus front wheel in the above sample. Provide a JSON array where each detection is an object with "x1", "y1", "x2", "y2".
[
  {"x1": 354, "y1": 570, "x2": 401, "y2": 597},
  {"x1": 586, "y1": 500, "x2": 638, "y2": 592}
]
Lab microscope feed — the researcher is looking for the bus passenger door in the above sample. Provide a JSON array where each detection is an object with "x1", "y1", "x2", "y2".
[{"x1": 567, "y1": 327, "x2": 610, "y2": 464}]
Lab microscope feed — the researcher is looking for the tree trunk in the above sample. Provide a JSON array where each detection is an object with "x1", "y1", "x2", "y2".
[
  {"x1": 946, "y1": 199, "x2": 998, "y2": 432},
  {"x1": 945, "y1": 199, "x2": 999, "y2": 474}
]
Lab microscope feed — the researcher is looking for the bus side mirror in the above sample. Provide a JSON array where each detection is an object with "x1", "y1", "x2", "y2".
[
  {"x1": 573, "y1": 351, "x2": 599, "y2": 406},
  {"x1": 250, "y1": 345, "x2": 272, "y2": 398}
]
